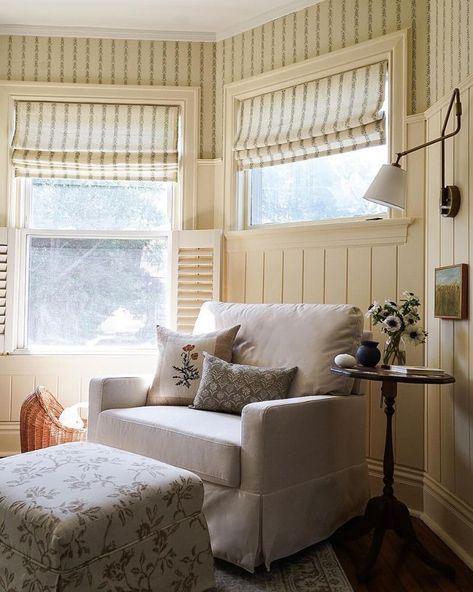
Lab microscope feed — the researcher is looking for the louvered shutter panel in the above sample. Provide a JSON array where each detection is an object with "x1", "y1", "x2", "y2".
[
  {"x1": 0, "y1": 229, "x2": 6, "y2": 350},
  {"x1": 0, "y1": 228, "x2": 19, "y2": 353},
  {"x1": 171, "y1": 230, "x2": 222, "y2": 333}
]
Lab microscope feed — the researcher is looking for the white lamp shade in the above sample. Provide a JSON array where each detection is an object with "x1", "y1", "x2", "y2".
[{"x1": 363, "y1": 164, "x2": 407, "y2": 210}]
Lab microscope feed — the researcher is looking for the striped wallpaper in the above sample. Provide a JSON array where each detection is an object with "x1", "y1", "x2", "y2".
[
  {"x1": 0, "y1": 1, "x2": 426, "y2": 159},
  {"x1": 215, "y1": 0, "x2": 428, "y2": 155},
  {"x1": 429, "y1": 0, "x2": 473, "y2": 104}
]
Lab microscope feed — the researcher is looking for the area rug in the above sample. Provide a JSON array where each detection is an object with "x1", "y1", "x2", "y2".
[{"x1": 215, "y1": 542, "x2": 353, "y2": 592}]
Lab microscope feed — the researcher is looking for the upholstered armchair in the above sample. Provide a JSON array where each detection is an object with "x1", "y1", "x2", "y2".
[{"x1": 88, "y1": 302, "x2": 369, "y2": 572}]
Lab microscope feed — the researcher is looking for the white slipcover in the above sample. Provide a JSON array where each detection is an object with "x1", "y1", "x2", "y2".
[{"x1": 89, "y1": 302, "x2": 369, "y2": 571}]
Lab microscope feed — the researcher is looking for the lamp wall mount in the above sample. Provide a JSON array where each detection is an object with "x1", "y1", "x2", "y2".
[{"x1": 394, "y1": 88, "x2": 462, "y2": 218}]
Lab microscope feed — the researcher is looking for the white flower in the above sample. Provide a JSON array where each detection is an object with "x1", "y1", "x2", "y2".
[
  {"x1": 383, "y1": 315, "x2": 402, "y2": 333},
  {"x1": 384, "y1": 300, "x2": 398, "y2": 308},
  {"x1": 403, "y1": 312, "x2": 418, "y2": 326},
  {"x1": 366, "y1": 301, "x2": 381, "y2": 318},
  {"x1": 404, "y1": 326, "x2": 427, "y2": 345}
]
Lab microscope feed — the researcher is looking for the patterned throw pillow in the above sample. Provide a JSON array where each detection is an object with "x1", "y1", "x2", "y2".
[
  {"x1": 190, "y1": 353, "x2": 298, "y2": 415},
  {"x1": 147, "y1": 325, "x2": 240, "y2": 406}
]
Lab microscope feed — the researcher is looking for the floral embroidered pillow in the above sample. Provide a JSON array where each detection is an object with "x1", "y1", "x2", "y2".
[{"x1": 147, "y1": 325, "x2": 240, "y2": 406}]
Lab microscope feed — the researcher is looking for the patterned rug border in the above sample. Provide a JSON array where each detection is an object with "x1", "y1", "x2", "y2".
[{"x1": 215, "y1": 541, "x2": 354, "y2": 592}]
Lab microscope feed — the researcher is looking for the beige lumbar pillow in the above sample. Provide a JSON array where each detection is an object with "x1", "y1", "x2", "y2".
[{"x1": 147, "y1": 325, "x2": 240, "y2": 405}]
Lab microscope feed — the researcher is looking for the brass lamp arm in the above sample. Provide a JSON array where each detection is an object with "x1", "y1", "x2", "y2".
[
  {"x1": 393, "y1": 88, "x2": 462, "y2": 167},
  {"x1": 393, "y1": 88, "x2": 462, "y2": 218}
]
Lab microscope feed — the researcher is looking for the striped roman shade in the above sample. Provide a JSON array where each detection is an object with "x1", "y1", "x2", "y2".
[
  {"x1": 11, "y1": 101, "x2": 180, "y2": 182},
  {"x1": 233, "y1": 61, "x2": 387, "y2": 170}
]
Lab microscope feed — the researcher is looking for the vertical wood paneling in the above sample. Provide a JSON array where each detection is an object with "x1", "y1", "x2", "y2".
[
  {"x1": 452, "y1": 86, "x2": 471, "y2": 503},
  {"x1": 439, "y1": 104, "x2": 456, "y2": 492},
  {"x1": 226, "y1": 252, "x2": 246, "y2": 302},
  {"x1": 370, "y1": 245, "x2": 398, "y2": 460},
  {"x1": 282, "y1": 249, "x2": 303, "y2": 304},
  {"x1": 263, "y1": 250, "x2": 283, "y2": 303},
  {"x1": 0, "y1": 375, "x2": 11, "y2": 421},
  {"x1": 11, "y1": 375, "x2": 35, "y2": 422},
  {"x1": 324, "y1": 248, "x2": 347, "y2": 304},
  {"x1": 347, "y1": 245, "x2": 372, "y2": 456},
  {"x1": 245, "y1": 250, "x2": 264, "y2": 303},
  {"x1": 302, "y1": 248, "x2": 325, "y2": 303},
  {"x1": 426, "y1": 110, "x2": 442, "y2": 483},
  {"x1": 396, "y1": 117, "x2": 426, "y2": 470},
  {"x1": 57, "y1": 375, "x2": 82, "y2": 409},
  {"x1": 347, "y1": 246, "x2": 371, "y2": 321},
  {"x1": 34, "y1": 374, "x2": 58, "y2": 394}
]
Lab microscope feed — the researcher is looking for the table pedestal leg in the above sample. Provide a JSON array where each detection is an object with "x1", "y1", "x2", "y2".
[{"x1": 334, "y1": 380, "x2": 455, "y2": 582}]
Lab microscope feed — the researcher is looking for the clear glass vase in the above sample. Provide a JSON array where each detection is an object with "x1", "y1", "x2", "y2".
[{"x1": 383, "y1": 334, "x2": 406, "y2": 366}]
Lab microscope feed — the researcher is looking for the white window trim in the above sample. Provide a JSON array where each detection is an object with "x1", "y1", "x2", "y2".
[
  {"x1": 0, "y1": 81, "x2": 202, "y2": 354},
  {"x1": 13, "y1": 227, "x2": 171, "y2": 354},
  {"x1": 0, "y1": 81, "x2": 200, "y2": 231},
  {"x1": 222, "y1": 29, "x2": 408, "y2": 231}
]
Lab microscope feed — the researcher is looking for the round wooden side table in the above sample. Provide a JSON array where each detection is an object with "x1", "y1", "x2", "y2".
[{"x1": 331, "y1": 364, "x2": 455, "y2": 582}]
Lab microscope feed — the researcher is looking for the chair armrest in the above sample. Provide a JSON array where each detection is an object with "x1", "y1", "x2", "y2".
[
  {"x1": 88, "y1": 376, "x2": 150, "y2": 442},
  {"x1": 240, "y1": 395, "x2": 367, "y2": 494}
]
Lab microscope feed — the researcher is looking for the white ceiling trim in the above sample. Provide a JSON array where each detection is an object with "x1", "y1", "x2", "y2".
[
  {"x1": 215, "y1": 0, "x2": 324, "y2": 41},
  {"x1": 0, "y1": 24, "x2": 216, "y2": 42},
  {"x1": 0, "y1": 1, "x2": 325, "y2": 43}
]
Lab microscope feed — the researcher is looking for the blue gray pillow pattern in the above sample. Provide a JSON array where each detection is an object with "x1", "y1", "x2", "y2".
[{"x1": 190, "y1": 352, "x2": 298, "y2": 415}]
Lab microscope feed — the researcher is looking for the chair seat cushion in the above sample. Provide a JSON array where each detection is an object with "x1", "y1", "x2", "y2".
[{"x1": 96, "y1": 406, "x2": 242, "y2": 487}]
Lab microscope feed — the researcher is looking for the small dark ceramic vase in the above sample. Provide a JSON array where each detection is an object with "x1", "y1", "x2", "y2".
[{"x1": 356, "y1": 340, "x2": 381, "y2": 367}]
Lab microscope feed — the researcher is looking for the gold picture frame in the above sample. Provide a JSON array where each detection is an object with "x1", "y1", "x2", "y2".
[{"x1": 434, "y1": 264, "x2": 468, "y2": 320}]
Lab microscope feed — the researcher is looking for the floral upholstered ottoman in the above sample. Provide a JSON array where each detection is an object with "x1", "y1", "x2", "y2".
[{"x1": 0, "y1": 442, "x2": 215, "y2": 591}]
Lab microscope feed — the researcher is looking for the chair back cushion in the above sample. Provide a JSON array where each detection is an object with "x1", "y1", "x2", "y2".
[{"x1": 194, "y1": 302, "x2": 363, "y2": 396}]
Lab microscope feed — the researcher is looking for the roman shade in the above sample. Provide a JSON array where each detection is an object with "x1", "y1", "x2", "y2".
[
  {"x1": 11, "y1": 101, "x2": 180, "y2": 182},
  {"x1": 233, "y1": 61, "x2": 387, "y2": 170}
]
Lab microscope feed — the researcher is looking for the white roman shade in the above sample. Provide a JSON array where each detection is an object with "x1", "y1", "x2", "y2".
[
  {"x1": 11, "y1": 101, "x2": 180, "y2": 182},
  {"x1": 233, "y1": 60, "x2": 387, "y2": 170}
]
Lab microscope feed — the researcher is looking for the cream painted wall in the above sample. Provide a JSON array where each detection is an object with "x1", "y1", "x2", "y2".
[{"x1": 422, "y1": 0, "x2": 473, "y2": 565}]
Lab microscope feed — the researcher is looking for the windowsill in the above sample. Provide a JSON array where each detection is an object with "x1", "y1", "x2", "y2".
[
  {"x1": 6, "y1": 349, "x2": 158, "y2": 357},
  {"x1": 225, "y1": 216, "x2": 413, "y2": 251}
]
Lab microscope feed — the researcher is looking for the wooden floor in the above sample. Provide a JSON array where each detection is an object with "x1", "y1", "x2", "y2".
[{"x1": 332, "y1": 518, "x2": 473, "y2": 592}]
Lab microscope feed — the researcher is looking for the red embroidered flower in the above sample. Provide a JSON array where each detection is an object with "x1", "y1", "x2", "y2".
[
  {"x1": 191, "y1": 352, "x2": 198, "y2": 360},
  {"x1": 182, "y1": 344, "x2": 195, "y2": 352}
]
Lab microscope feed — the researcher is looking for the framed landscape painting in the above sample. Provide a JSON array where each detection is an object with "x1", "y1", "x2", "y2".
[{"x1": 435, "y1": 264, "x2": 468, "y2": 320}]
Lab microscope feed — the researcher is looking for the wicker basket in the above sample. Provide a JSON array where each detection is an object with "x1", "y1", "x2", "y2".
[{"x1": 20, "y1": 386, "x2": 87, "y2": 453}]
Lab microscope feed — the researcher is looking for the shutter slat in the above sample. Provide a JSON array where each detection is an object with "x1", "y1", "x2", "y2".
[
  {"x1": 176, "y1": 245, "x2": 214, "y2": 332},
  {"x1": 0, "y1": 235, "x2": 6, "y2": 339}
]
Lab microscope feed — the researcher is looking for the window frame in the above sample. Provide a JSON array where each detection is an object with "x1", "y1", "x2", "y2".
[
  {"x1": 222, "y1": 30, "x2": 407, "y2": 231},
  {"x1": 16, "y1": 183, "x2": 172, "y2": 354},
  {"x1": 0, "y1": 82, "x2": 200, "y2": 353}
]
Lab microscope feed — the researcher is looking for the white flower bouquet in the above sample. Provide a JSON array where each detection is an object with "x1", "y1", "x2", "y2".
[{"x1": 366, "y1": 291, "x2": 427, "y2": 365}]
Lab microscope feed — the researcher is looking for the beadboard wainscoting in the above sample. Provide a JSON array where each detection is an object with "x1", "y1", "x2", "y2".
[
  {"x1": 224, "y1": 116, "x2": 427, "y2": 495},
  {"x1": 424, "y1": 72, "x2": 473, "y2": 568}
]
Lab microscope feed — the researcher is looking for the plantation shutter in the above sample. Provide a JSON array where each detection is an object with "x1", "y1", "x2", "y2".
[
  {"x1": 233, "y1": 60, "x2": 387, "y2": 170},
  {"x1": 170, "y1": 230, "x2": 222, "y2": 333},
  {"x1": 11, "y1": 101, "x2": 180, "y2": 182},
  {"x1": 0, "y1": 228, "x2": 20, "y2": 353}
]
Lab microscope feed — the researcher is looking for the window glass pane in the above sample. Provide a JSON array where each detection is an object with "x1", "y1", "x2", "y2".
[
  {"x1": 250, "y1": 144, "x2": 388, "y2": 225},
  {"x1": 30, "y1": 178, "x2": 171, "y2": 230},
  {"x1": 27, "y1": 237, "x2": 167, "y2": 349}
]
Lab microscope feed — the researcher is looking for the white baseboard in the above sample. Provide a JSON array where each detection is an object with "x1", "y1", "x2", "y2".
[
  {"x1": 0, "y1": 423, "x2": 20, "y2": 456},
  {"x1": 367, "y1": 458, "x2": 424, "y2": 513},
  {"x1": 421, "y1": 475, "x2": 473, "y2": 571},
  {"x1": 368, "y1": 457, "x2": 473, "y2": 570}
]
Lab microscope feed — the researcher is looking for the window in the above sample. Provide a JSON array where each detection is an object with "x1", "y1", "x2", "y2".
[
  {"x1": 22, "y1": 178, "x2": 171, "y2": 350},
  {"x1": 224, "y1": 32, "x2": 406, "y2": 231},
  {"x1": 249, "y1": 144, "x2": 388, "y2": 225}
]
